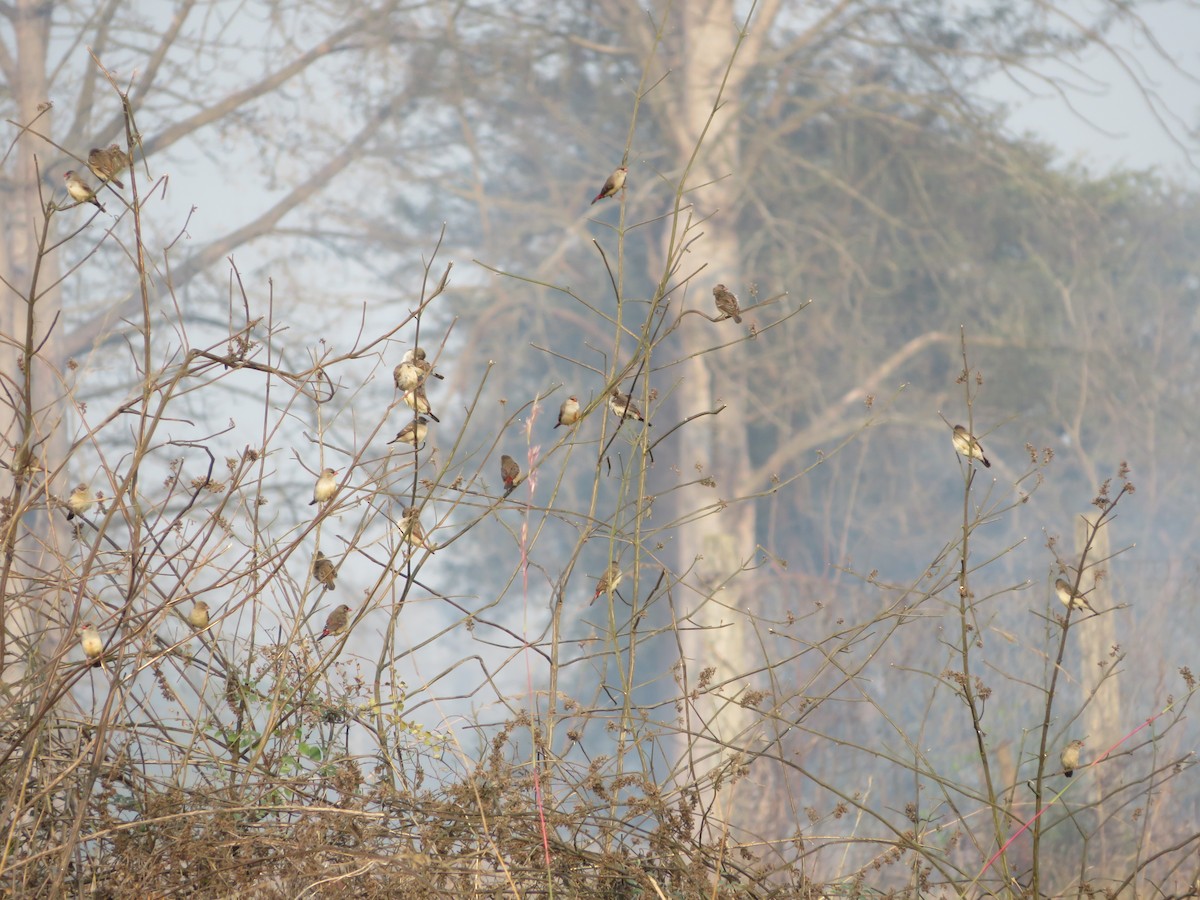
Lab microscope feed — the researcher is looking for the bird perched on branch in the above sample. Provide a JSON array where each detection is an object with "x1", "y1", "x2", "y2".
[
  {"x1": 1054, "y1": 578, "x2": 1098, "y2": 616},
  {"x1": 609, "y1": 388, "x2": 650, "y2": 426},
  {"x1": 394, "y1": 346, "x2": 444, "y2": 392},
  {"x1": 399, "y1": 506, "x2": 435, "y2": 553},
  {"x1": 389, "y1": 416, "x2": 429, "y2": 448},
  {"x1": 66, "y1": 483, "x2": 93, "y2": 520},
  {"x1": 87, "y1": 145, "x2": 129, "y2": 189},
  {"x1": 403, "y1": 384, "x2": 439, "y2": 422},
  {"x1": 713, "y1": 284, "x2": 743, "y2": 324},
  {"x1": 310, "y1": 467, "x2": 339, "y2": 506},
  {"x1": 1060, "y1": 739, "x2": 1084, "y2": 777},
  {"x1": 591, "y1": 165, "x2": 627, "y2": 205},
  {"x1": 556, "y1": 396, "x2": 580, "y2": 429},
  {"x1": 187, "y1": 601, "x2": 210, "y2": 630},
  {"x1": 591, "y1": 562, "x2": 623, "y2": 605},
  {"x1": 64, "y1": 171, "x2": 104, "y2": 211},
  {"x1": 79, "y1": 623, "x2": 104, "y2": 667},
  {"x1": 319, "y1": 604, "x2": 351, "y2": 640},
  {"x1": 313, "y1": 551, "x2": 338, "y2": 591},
  {"x1": 500, "y1": 455, "x2": 521, "y2": 497},
  {"x1": 951, "y1": 424, "x2": 990, "y2": 468}
]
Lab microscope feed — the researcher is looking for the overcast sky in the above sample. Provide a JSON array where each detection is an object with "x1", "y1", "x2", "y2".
[{"x1": 987, "y1": 1, "x2": 1200, "y2": 182}]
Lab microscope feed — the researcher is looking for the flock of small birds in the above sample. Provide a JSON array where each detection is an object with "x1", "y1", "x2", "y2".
[
  {"x1": 61, "y1": 145, "x2": 130, "y2": 213},
  {"x1": 61, "y1": 159, "x2": 1094, "y2": 774}
]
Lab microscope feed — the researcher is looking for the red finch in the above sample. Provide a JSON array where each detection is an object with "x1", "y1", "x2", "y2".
[
  {"x1": 591, "y1": 166, "x2": 627, "y2": 205},
  {"x1": 591, "y1": 562, "x2": 623, "y2": 605},
  {"x1": 500, "y1": 454, "x2": 521, "y2": 497},
  {"x1": 951, "y1": 425, "x2": 990, "y2": 468},
  {"x1": 319, "y1": 604, "x2": 351, "y2": 639}
]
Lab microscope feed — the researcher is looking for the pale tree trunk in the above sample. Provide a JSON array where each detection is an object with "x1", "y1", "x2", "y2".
[
  {"x1": 0, "y1": 0, "x2": 60, "y2": 688},
  {"x1": 640, "y1": 0, "x2": 778, "y2": 833}
]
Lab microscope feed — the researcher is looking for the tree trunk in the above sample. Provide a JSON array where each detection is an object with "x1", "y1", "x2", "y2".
[
  {"x1": 1, "y1": 0, "x2": 59, "y2": 689},
  {"x1": 657, "y1": 0, "x2": 763, "y2": 833}
]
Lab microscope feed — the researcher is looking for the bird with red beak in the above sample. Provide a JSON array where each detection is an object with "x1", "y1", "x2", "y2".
[{"x1": 591, "y1": 166, "x2": 627, "y2": 205}]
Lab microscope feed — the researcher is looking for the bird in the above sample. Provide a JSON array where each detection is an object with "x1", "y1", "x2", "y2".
[
  {"x1": 187, "y1": 601, "x2": 210, "y2": 630},
  {"x1": 310, "y1": 467, "x2": 339, "y2": 506},
  {"x1": 388, "y1": 416, "x2": 429, "y2": 448},
  {"x1": 556, "y1": 396, "x2": 581, "y2": 429},
  {"x1": 591, "y1": 165, "x2": 628, "y2": 205},
  {"x1": 79, "y1": 623, "x2": 104, "y2": 667},
  {"x1": 64, "y1": 171, "x2": 104, "y2": 211},
  {"x1": 1055, "y1": 578, "x2": 1098, "y2": 616},
  {"x1": 87, "y1": 145, "x2": 128, "y2": 189},
  {"x1": 609, "y1": 388, "x2": 651, "y2": 425},
  {"x1": 66, "y1": 483, "x2": 93, "y2": 520},
  {"x1": 393, "y1": 359, "x2": 423, "y2": 393},
  {"x1": 951, "y1": 424, "x2": 991, "y2": 468},
  {"x1": 712, "y1": 284, "x2": 743, "y2": 324},
  {"x1": 313, "y1": 551, "x2": 338, "y2": 591},
  {"x1": 1061, "y1": 739, "x2": 1085, "y2": 777},
  {"x1": 500, "y1": 455, "x2": 521, "y2": 497},
  {"x1": 405, "y1": 346, "x2": 444, "y2": 380},
  {"x1": 395, "y1": 346, "x2": 445, "y2": 392},
  {"x1": 399, "y1": 506, "x2": 435, "y2": 553},
  {"x1": 591, "y1": 561, "x2": 623, "y2": 605},
  {"x1": 319, "y1": 604, "x2": 351, "y2": 640},
  {"x1": 403, "y1": 385, "x2": 439, "y2": 422}
]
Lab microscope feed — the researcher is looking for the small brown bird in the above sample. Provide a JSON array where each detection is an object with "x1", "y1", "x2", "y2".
[
  {"x1": 403, "y1": 385, "x2": 439, "y2": 422},
  {"x1": 500, "y1": 454, "x2": 521, "y2": 497},
  {"x1": 79, "y1": 623, "x2": 104, "y2": 667},
  {"x1": 87, "y1": 145, "x2": 128, "y2": 189},
  {"x1": 64, "y1": 171, "x2": 104, "y2": 211},
  {"x1": 406, "y1": 347, "x2": 444, "y2": 379},
  {"x1": 393, "y1": 359, "x2": 423, "y2": 393},
  {"x1": 712, "y1": 284, "x2": 743, "y2": 324},
  {"x1": 1055, "y1": 578, "x2": 1098, "y2": 616},
  {"x1": 313, "y1": 551, "x2": 338, "y2": 591},
  {"x1": 187, "y1": 601, "x2": 210, "y2": 630},
  {"x1": 591, "y1": 165, "x2": 628, "y2": 205},
  {"x1": 319, "y1": 604, "x2": 351, "y2": 640},
  {"x1": 399, "y1": 506, "x2": 435, "y2": 552},
  {"x1": 609, "y1": 388, "x2": 650, "y2": 425},
  {"x1": 951, "y1": 424, "x2": 991, "y2": 468},
  {"x1": 310, "y1": 467, "x2": 339, "y2": 506},
  {"x1": 556, "y1": 396, "x2": 581, "y2": 429},
  {"x1": 66, "y1": 483, "x2": 93, "y2": 520},
  {"x1": 591, "y1": 562, "x2": 623, "y2": 605},
  {"x1": 393, "y1": 347, "x2": 442, "y2": 392},
  {"x1": 1061, "y1": 739, "x2": 1084, "y2": 777},
  {"x1": 389, "y1": 416, "x2": 430, "y2": 447}
]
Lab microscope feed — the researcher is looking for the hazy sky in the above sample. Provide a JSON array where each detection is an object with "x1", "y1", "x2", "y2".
[{"x1": 987, "y1": 1, "x2": 1200, "y2": 182}]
